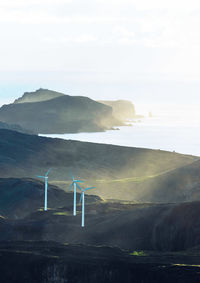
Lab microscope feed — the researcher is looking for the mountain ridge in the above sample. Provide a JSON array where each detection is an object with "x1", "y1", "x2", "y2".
[
  {"x1": 13, "y1": 88, "x2": 65, "y2": 104},
  {"x1": 0, "y1": 90, "x2": 123, "y2": 134}
]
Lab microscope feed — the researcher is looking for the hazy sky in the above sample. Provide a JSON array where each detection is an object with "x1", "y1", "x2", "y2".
[{"x1": 1, "y1": 0, "x2": 200, "y2": 109}]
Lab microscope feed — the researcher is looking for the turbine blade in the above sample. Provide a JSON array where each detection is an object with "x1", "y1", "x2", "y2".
[
  {"x1": 67, "y1": 183, "x2": 74, "y2": 192},
  {"x1": 37, "y1": 176, "x2": 45, "y2": 178},
  {"x1": 84, "y1": 187, "x2": 96, "y2": 192},
  {"x1": 45, "y1": 168, "x2": 51, "y2": 176},
  {"x1": 70, "y1": 172, "x2": 74, "y2": 181},
  {"x1": 76, "y1": 180, "x2": 84, "y2": 183},
  {"x1": 76, "y1": 183, "x2": 83, "y2": 191}
]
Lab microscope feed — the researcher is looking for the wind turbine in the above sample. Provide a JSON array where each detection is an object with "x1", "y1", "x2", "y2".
[
  {"x1": 37, "y1": 168, "x2": 51, "y2": 211},
  {"x1": 68, "y1": 174, "x2": 84, "y2": 216},
  {"x1": 79, "y1": 187, "x2": 95, "y2": 227}
]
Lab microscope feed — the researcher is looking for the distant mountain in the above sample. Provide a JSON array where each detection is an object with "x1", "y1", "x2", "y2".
[
  {"x1": 98, "y1": 100, "x2": 136, "y2": 121},
  {"x1": 0, "y1": 89, "x2": 123, "y2": 134},
  {"x1": 0, "y1": 129, "x2": 196, "y2": 204},
  {"x1": 0, "y1": 178, "x2": 100, "y2": 218},
  {"x1": 13, "y1": 88, "x2": 65, "y2": 104}
]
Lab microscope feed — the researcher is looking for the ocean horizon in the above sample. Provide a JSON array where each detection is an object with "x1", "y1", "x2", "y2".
[{"x1": 41, "y1": 108, "x2": 200, "y2": 157}]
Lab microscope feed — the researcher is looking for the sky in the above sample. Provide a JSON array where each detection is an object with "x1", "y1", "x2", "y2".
[{"x1": 1, "y1": 0, "x2": 200, "y2": 113}]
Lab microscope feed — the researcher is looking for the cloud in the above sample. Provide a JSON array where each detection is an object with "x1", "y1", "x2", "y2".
[
  {"x1": 0, "y1": 0, "x2": 72, "y2": 7},
  {"x1": 0, "y1": 0, "x2": 199, "y2": 49},
  {"x1": 44, "y1": 34, "x2": 98, "y2": 45},
  {"x1": 1, "y1": 0, "x2": 200, "y2": 81}
]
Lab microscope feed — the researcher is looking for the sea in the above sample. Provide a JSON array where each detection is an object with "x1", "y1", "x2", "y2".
[{"x1": 42, "y1": 104, "x2": 200, "y2": 157}]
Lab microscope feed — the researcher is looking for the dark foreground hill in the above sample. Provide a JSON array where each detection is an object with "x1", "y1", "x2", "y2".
[
  {"x1": 0, "y1": 241, "x2": 199, "y2": 283},
  {"x1": 0, "y1": 89, "x2": 122, "y2": 134},
  {"x1": 2, "y1": 177, "x2": 200, "y2": 253},
  {"x1": 2, "y1": 200, "x2": 200, "y2": 253}
]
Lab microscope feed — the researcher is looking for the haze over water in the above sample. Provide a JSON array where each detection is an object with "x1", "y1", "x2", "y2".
[{"x1": 43, "y1": 103, "x2": 200, "y2": 157}]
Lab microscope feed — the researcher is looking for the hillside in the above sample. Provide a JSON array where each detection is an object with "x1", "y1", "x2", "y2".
[
  {"x1": 0, "y1": 178, "x2": 101, "y2": 218},
  {"x1": 98, "y1": 100, "x2": 136, "y2": 120},
  {"x1": 0, "y1": 129, "x2": 195, "y2": 184},
  {"x1": 2, "y1": 201, "x2": 200, "y2": 253},
  {"x1": 0, "y1": 89, "x2": 123, "y2": 134},
  {"x1": 91, "y1": 159, "x2": 200, "y2": 202},
  {"x1": 0, "y1": 121, "x2": 35, "y2": 135}
]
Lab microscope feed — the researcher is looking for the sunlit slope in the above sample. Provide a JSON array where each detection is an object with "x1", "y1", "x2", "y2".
[
  {"x1": 0, "y1": 129, "x2": 195, "y2": 183},
  {"x1": 0, "y1": 89, "x2": 122, "y2": 134},
  {"x1": 88, "y1": 160, "x2": 200, "y2": 202}
]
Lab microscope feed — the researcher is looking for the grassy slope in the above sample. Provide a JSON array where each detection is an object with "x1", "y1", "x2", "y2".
[
  {"x1": 0, "y1": 129, "x2": 195, "y2": 178},
  {"x1": 0, "y1": 129, "x2": 198, "y2": 202}
]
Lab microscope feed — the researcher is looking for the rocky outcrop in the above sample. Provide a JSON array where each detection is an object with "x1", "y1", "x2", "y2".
[{"x1": 98, "y1": 100, "x2": 136, "y2": 120}]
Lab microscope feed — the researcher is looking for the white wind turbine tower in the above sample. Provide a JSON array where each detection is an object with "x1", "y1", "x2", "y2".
[
  {"x1": 78, "y1": 186, "x2": 95, "y2": 227},
  {"x1": 68, "y1": 173, "x2": 84, "y2": 216},
  {"x1": 37, "y1": 168, "x2": 51, "y2": 211}
]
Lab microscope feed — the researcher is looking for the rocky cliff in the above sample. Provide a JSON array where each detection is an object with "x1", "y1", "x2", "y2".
[{"x1": 98, "y1": 100, "x2": 136, "y2": 121}]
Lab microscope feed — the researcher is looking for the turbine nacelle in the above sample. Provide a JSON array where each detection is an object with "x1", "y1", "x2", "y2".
[
  {"x1": 68, "y1": 176, "x2": 84, "y2": 192},
  {"x1": 37, "y1": 175, "x2": 48, "y2": 179},
  {"x1": 37, "y1": 168, "x2": 51, "y2": 180}
]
